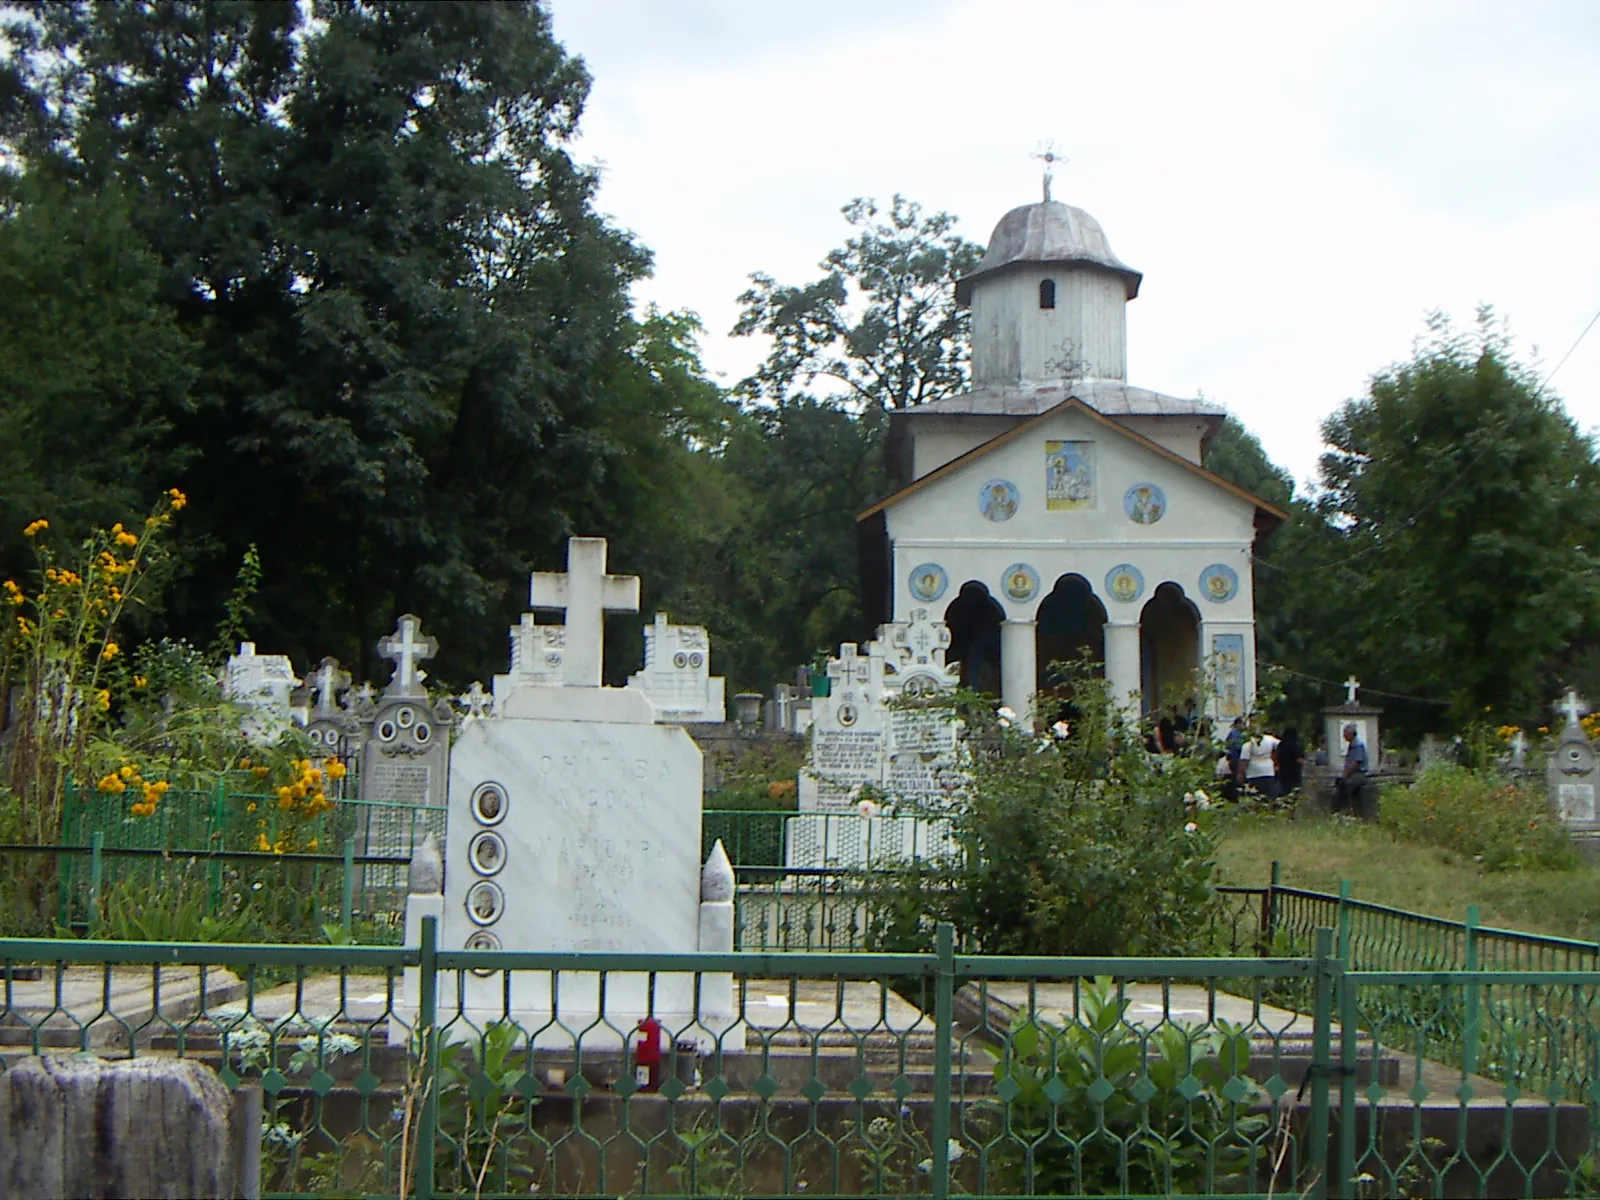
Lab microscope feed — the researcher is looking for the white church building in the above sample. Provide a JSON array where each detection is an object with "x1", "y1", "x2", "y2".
[{"x1": 857, "y1": 193, "x2": 1285, "y2": 722}]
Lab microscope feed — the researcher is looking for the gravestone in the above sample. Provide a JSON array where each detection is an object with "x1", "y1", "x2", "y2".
[
  {"x1": 789, "y1": 621, "x2": 961, "y2": 869},
  {"x1": 405, "y1": 537, "x2": 734, "y2": 1046},
  {"x1": 304, "y1": 655, "x2": 355, "y2": 766},
  {"x1": 222, "y1": 641, "x2": 301, "y2": 744},
  {"x1": 358, "y1": 617, "x2": 452, "y2": 875},
  {"x1": 1321, "y1": 675, "x2": 1383, "y2": 773},
  {"x1": 626, "y1": 612, "x2": 726, "y2": 723},
  {"x1": 1547, "y1": 690, "x2": 1600, "y2": 842}
]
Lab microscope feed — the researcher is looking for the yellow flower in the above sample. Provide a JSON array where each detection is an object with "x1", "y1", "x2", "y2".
[
  {"x1": 101, "y1": 642, "x2": 119, "y2": 661},
  {"x1": 307, "y1": 767, "x2": 323, "y2": 784},
  {"x1": 95, "y1": 689, "x2": 110, "y2": 712},
  {"x1": 96, "y1": 774, "x2": 121, "y2": 793},
  {"x1": 325, "y1": 761, "x2": 347, "y2": 780},
  {"x1": 252, "y1": 765, "x2": 269, "y2": 779},
  {"x1": 114, "y1": 531, "x2": 138, "y2": 547},
  {"x1": 15, "y1": 618, "x2": 31, "y2": 634},
  {"x1": 306, "y1": 838, "x2": 318, "y2": 853},
  {"x1": 119, "y1": 764, "x2": 135, "y2": 779},
  {"x1": 246, "y1": 801, "x2": 257, "y2": 813},
  {"x1": 167, "y1": 488, "x2": 187, "y2": 511},
  {"x1": 133, "y1": 675, "x2": 147, "y2": 688},
  {"x1": 255, "y1": 833, "x2": 271, "y2": 852},
  {"x1": 23, "y1": 519, "x2": 47, "y2": 537}
]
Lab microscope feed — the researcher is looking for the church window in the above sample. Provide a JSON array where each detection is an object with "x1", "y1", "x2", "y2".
[{"x1": 1039, "y1": 279, "x2": 1056, "y2": 309}]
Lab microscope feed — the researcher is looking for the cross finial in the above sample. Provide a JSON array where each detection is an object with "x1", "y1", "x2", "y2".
[
  {"x1": 528, "y1": 537, "x2": 640, "y2": 688},
  {"x1": 377, "y1": 614, "x2": 436, "y2": 697},
  {"x1": 311, "y1": 656, "x2": 350, "y2": 718},
  {"x1": 1032, "y1": 140, "x2": 1067, "y2": 203},
  {"x1": 1343, "y1": 676, "x2": 1361, "y2": 705},
  {"x1": 1558, "y1": 687, "x2": 1589, "y2": 728},
  {"x1": 1509, "y1": 728, "x2": 1529, "y2": 765},
  {"x1": 458, "y1": 680, "x2": 493, "y2": 719}
]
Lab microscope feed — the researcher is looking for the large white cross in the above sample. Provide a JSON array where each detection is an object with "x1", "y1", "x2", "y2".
[
  {"x1": 1559, "y1": 688, "x2": 1589, "y2": 728},
  {"x1": 378, "y1": 614, "x2": 436, "y2": 697},
  {"x1": 1343, "y1": 676, "x2": 1361, "y2": 705},
  {"x1": 529, "y1": 537, "x2": 639, "y2": 688}
]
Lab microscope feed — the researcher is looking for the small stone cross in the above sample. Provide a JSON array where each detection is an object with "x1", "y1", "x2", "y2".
[
  {"x1": 311, "y1": 656, "x2": 350, "y2": 718},
  {"x1": 529, "y1": 537, "x2": 640, "y2": 688},
  {"x1": 1343, "y1": 676, "x2": 1361, "y2": 705},
  {"x1": 378, "y1": 614, "x2": 436, "y2": 697},
  {"x1": 1558, "y1": 688, "x2": 1589, "y2": 729},
  {"x1": 1509, "y1": 729, "x2": 1528, "y2": 768},
  {"x1": 458, "y1": 680, "x2": 493, "y2": 719}
]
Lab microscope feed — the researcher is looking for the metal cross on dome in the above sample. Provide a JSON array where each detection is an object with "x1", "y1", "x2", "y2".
[
  {"x1": 1031, "y1": 141, "x2": 1067, "y2": 202},
  {"x1": 1343, "y1": 676, "x2": 1361, "y2": 705},
  {"x1": 378, "y1": 614, "x2": 436, "y2": 698},
  {"x1": 529, "y1": 537, "x2": 640, "y2": 688}
]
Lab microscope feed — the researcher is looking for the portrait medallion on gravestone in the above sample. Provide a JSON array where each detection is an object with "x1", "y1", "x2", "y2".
[
  {"x1": 837, "y1": 703, "x2": 858, "y2": 727},
  {"x1": 464, "y1": 929, "x2": 502, "y2": 975},
  {"x1": 466, "y1": 880, "x2": 505, "y2": 925},
  {"x1": 472, "y1": 781, "x2": 507, "y2": 825},
  {"x1": 468, "y1": 830, "x2": 507, "y2": 876}
]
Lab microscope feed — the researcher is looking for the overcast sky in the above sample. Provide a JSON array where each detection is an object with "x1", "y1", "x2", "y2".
[{"x1": 548, "y1": 0, "x2": 1600, "y2": 490}]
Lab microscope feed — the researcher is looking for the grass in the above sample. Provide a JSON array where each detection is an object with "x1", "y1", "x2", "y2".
[{"x1": 1215, "y1": 810, "x2": 1600, "y2": 942}]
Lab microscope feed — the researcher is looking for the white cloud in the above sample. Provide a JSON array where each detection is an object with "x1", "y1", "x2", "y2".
[{"x1": 551, "y1": 0, "x2": 1600, "y2": 486}]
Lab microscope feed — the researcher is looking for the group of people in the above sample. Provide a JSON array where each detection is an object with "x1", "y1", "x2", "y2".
[{"x1": 1217, "y1": 720, "x2": 1306, "y2": 802}]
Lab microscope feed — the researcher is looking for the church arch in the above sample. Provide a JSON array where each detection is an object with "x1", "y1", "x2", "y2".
[
  {"x1": 944, "y1": 582, "x2": 1004, "y2": 695},
  {"x1": 1139, "y1": 582, "x2": 1200, "y2": 716},
  {"x1": 1036, "y1": 573, "x2": 1107, "y2": 702},
  {"x1": 1038, "y1": 278, "x2": 1056, "y2": 309}
]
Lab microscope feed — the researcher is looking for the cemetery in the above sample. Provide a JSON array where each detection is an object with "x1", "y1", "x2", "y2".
[{"x1": 0, "y1": 5, "x2": 1598, "y2": 1198}]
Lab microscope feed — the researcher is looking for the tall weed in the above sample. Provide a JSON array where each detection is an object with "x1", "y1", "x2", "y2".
[{"x1": 1381, "y1": 765, "x2": 1576, "y2": 871}]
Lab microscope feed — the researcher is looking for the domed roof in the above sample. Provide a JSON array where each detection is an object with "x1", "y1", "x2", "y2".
[{"x1": 955, "y1": 200, "x2": 1142, "y2": 304}]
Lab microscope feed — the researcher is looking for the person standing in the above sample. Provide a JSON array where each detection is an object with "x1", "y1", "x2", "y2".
[
  {"x1": 1243, "y1": 727, "x2": 1282, "y2": 800},
  {"x1": 1334, "y1": 722, "x2": 1368, "y2": 813},
  {"x1": 1274, "y1": 726, "x2": 1306, "y2": 795}
]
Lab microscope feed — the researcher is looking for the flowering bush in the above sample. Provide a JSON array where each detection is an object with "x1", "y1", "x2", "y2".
[
  {"x1": 864, "y1": 662, "x2": 1222, "y2": 958},
  {"x1": 1381, "y1": 764, "x2": 1576, "y2": 871}
]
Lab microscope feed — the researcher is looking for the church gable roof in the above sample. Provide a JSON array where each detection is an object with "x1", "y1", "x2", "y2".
[{"x1": 857, "y1": 396, "x2": 1288, "y2": 533}]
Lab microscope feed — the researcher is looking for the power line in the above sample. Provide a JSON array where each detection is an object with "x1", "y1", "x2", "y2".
[
  {"x1": 1544, "y1": 302, "x2": 1600, "y2": 388},
  {"x1": 1265, "y1": 663, "x2": 1452, "y2": 707}
]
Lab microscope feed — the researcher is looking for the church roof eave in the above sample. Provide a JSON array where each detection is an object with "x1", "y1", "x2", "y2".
[{"x1": 859, "y1": 396, "x2": 1287, "y2": 538}]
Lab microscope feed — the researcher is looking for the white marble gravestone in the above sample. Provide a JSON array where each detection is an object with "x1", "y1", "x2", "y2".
[
  {"x1": 305, "y1": 656, "x2": 354, "y2": 765},
  {"x1": 626, "y1": 613, "x2": 726, "y2": 723},
  {"x1": 409, "y1": 537, "x2": 734, "y2": 1046},
  {"x1": 222, "y1": 642, "x2": 301, "y2": 744},
  {"x1": 1548, "y1": 689, "x2": 1599, "y2": 831},
  {"x1": 788, "y1": 622, "x2": 961, "y2": 870}
]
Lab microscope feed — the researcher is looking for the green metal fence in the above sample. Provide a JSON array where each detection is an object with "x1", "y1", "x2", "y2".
[{"x1": 5, "y1": 922, "x2": 1600, "y2": 1198}]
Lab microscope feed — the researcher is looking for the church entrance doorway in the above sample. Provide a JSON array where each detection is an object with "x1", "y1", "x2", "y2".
[
  {"x1": 1139, "y1": 583, "x2": 1200, "y2": 715},
  {"x1": 1036, "y1": 573, "x2": 1107, "y2": 716},
  {"x1": 944, "y1": 582, "x2": 1004, "y2": 695}
]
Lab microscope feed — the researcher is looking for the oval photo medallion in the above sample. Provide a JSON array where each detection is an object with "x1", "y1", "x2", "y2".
[
  {"x1": 1001, "y1": 563, "x2": 1039, "y2": 603},
  {"x1": 468, "y1": 830, "x2": 507, "y2": 877},
  {"x1": 1199, "y1": 563, "x2": 1240, "y2": 603},
  {"x1": 978, "y1": 479, "x2": 1020, "y2": 523},
  {"x1": 466, "y1": 880, "x2": 506, "y2": 926},
  {"x1": 464, "y1": 929, "x2": 502, "y2": 975},
  {"x1": 471, "y1": 781, "x2": 508, "y2": 826},
  {"x1": 1105, "y1": 564, "x2": 1145, "y2": 604},
  {"x1": 908, "y1": 563, "x2": 948, "y2": 603}
]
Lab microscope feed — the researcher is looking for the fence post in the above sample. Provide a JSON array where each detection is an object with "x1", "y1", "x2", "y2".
[
  {"x1": 88, "y1": 832, "x2": 104, "y2": 926},
  {"x1": 1336, "y1": 880, "x2": 1352, "y2": 965},
  {"x1": 1463, "y1": 904, "x2": 1481, "y2": 1080},
  {"x1": 1260, "y1": 859, "x2": 1281, "y2": 955},
  {"x1": 341, "y1": 837, "x2": 356, "y2": 936},
  {"x1": 931, "y1": 921, "x2": 954, "y2": 1200},
  {"x1": 1308, "y1": 926, "x2": 1336, "y2": 1200},
  {"x1": 1337, "y1": 937, "x2": 1358, "y2": 1200},
  {"x1": 415, "y1": 914, "x2": 439, "y2": 1200},
  {"x1": 208, "y1": 777, "x2": 226, "y2": 913}
]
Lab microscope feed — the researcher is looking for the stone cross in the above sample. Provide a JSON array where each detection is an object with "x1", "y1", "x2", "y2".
[
  {"x1": 529, "y1": 537, "x2": 640, "y2": 688},
  {"x1": 1558, "y1": 688, "x2": 1589, "y2": 729},
  {"x1": 310, "y1": 656, "x2": 350, "y2": 719},
  {"x1": 1343, "y1": 676, "x2": 1361, "y2": 705},
  {"x1": 458, "y1": 680, "x2": 493, "y2": 719},
  {"x1": 378, "y1": 614, "x2": 436, "y2": 698},
  {"x1": 1509, "y1": 729, "x2": 1528, "y2": 768}
]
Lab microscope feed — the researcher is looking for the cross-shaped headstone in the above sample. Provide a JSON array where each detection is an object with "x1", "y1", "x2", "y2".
[
  {"x1": 378, "y1": 614, "x2": 436, "y2": 697},
  {"x1": 310, "y1": 656, "x2": 350, "y2": 718},
  {"x1": 529, "y1": 537, "x2": 640, "y2": 688},
  {"x1": 1343, "y1": 676, "x2": 1361, "y2": 705},
  {"x1": 1509, "y1": 729, "x2": 1529, "y2": 767},
  {"x1": 458, "y1": 680, "x2": 493, "y2": 719},
  {"x1": 1558, "y1": 688, "x2": 1589, "y2": 729}
]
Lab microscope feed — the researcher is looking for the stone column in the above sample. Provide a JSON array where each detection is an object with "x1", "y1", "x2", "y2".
[
  {"x1": 1000, "y1": 620, "x2": 1037, "y2": 722},
  {"x1": 1103, "y1": 620, "x2": 1142, "y2": 720}
]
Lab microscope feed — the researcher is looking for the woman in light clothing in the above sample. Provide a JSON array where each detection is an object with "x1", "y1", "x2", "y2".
[{"x1": 1242, "y1": 729, "x2": 1282, "y2": 800}]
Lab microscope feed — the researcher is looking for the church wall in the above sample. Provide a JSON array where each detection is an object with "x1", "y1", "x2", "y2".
[
  {"x1": 1113, "y1": 415, "x2": 1207, "y2": 465},
  {"x1": 970, "y1": 266, "x2": 1127, "y2": 385},
  {"x1": 910, "y1": 416, "x2": 1017, "y2": 479}
]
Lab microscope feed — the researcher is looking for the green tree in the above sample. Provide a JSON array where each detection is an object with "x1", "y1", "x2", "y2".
[
  {"x1": 1, "y1": 1, "x2": 716, "y2": 686},
  {"x1": 1314, "y1": 310, "x2": 1600, "y2": 727},
  {"x1": 733, "y1": 195, "x2": 984, "y2": 410}
]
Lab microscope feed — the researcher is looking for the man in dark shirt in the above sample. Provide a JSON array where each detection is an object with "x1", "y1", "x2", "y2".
[{"x1": 1333, "y1": 722, "x2": 1368, "y2": 813}]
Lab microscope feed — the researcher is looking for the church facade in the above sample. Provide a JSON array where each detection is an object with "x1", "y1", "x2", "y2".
[{"x1": 858, "y1": 195, "x2": 1284, "y2": 721}]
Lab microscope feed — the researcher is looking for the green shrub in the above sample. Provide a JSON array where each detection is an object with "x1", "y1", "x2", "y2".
[{"x1": 1381, "y1": 764, "x2": 1576, "y2": 871}]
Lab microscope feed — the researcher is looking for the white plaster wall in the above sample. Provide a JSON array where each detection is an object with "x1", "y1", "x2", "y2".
[
  {"x1": 970, "y1": 266, "x2": 1127, "y2": 385},
  {"x1": 1113, "y1": 415, "x2": 1208, "y2": 465},
  {"x1": 910, "y1": 416, "x2": 1017, "y2": 479}
]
